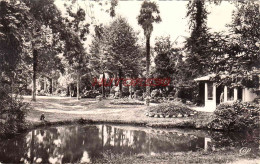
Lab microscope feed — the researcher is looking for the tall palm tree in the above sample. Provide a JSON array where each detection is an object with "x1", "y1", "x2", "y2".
[{"x1": 137, "y1": 0, "x2": 161, "y2": 105}]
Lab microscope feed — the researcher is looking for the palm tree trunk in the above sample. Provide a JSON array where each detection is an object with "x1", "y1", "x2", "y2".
[
  {"x1": 146, "y1": 36, "x2": 151, "y2": 106},
  {"x1": 32, "y1": 50, "x2": 37, "y2": 101}
]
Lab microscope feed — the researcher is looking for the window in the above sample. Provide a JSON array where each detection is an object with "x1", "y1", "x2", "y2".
[
  {"x1": 208, "y1": 82, "x2": 213, "y2": 100},
  {"x1": 227, "y1": 87, "x2": 234, "y2": 101}
]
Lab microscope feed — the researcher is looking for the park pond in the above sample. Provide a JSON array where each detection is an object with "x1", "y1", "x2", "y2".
[{"x1": 0, "y1": 124, "x2": 259, "y2": 163}]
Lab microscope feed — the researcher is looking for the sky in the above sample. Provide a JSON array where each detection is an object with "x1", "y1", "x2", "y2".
[{"x1": 55, "y1": 0, "x2": 236, "y2": 47}]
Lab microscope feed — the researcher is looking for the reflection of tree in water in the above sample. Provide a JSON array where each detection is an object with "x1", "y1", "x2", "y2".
[
  {"x1": 148, "y1": 131, "x2": 204, "y2": 153},
  {"x1": 209, "y1": 130, "x2": 259, "y2": 156},
  {"x1": 1, "y1": 125, "x2": 258, "y2": 163},
  {"x1": 0, "y1": 133, "x2": 30, "y2": 163},
  {"x1": 99, "y1": 125, "x2": 149, "y2": 156},
  {"x1": 0, "y1": 125, "x2": 204, "y2": 163}
]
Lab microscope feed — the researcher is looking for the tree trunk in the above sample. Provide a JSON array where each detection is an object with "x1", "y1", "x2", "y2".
[
  {"x1": 67, "y1": 85, "x2": 70, "y2": 96},
  {"x1": 77, "y1": 71, "x2": 80, "y2": 100},
  {"x1": 44, "y1": 77, "x2": 47, "y2": 93},
  {"x1": 52, "y1": 79, "x2": 55, "y2": 94},
  {"x1": 119, "y1": 69, "x2": 122, "y2": 98},
  {"x1": 49, "y1": 78, "x2": 53, "y2": 94},
  {"x1": 69, "y1": 84, "x2": 72, "y2": 97},
  {"x1": 146, "y1": 36, "x2": 151, "y2": 106},
  {"x1": 102, "y1": 72, "x2": 105, "y2": 98},
  {"x1": 32, "y1": 49, "x2": 37, "y2": 101}
]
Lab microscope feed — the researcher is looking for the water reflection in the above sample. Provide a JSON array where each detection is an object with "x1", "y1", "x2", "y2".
[{"x1": 0, "y1": 125, "x2": 258, "y2": 163}]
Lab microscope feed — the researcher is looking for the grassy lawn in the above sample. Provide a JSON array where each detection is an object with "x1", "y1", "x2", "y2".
[
  {"x1": 24, "y1": 96, "x2": 212, "y2": 129},
  {"x1": 96, "y1": 150, "x2": 259, "y2": 164}
]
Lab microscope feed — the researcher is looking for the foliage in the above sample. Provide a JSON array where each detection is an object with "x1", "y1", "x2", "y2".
[
  {"x1": 89, "y1": 17, "x2": 142, "y2": 97},
  {"x1": 209, "y1": 101, "x2": 260, "y2": 131},
  {"x1": 226, "y1": 1, "x2": 260, "y2": 72},
  {"x1": 63, "y1": 4, "x2": 89, "y2": 71},
  {"x1": 153, "y1": 36, "x2": 188, "y2": 92},
  {"x1": 137, "y1": 0, "x2": 161, "y2": 38},
  {"x1": 205, "y1": 1, "x2": 260, "y2": 90},
  {"x1": 0, "y1": 86, "x2": 29, "y2": 135},
  {"x1": 0, "y1": 0, "x2": 66, "y2": 101},
  {"x1": 209, "y1": 130, "x2": 259, "y2": 157},
  {"x1": 90, "y1": 17, "x2": 142, "y2": 77},
  {"x1": 109, "y1": 0, "x2": 118, "y2": 17},
  {"x1": 184, "y1": 1, "x2": 259, "y2": 98},
  {"x1": 148, "y1": 102, "x2": 195, "y2": 116},
  {"x1": 89, "y1": 25, "x2": 107, "y2": 76},
  {"x1": 185, "y1": 0, "x2": 211, "y2": 78},
  {"x1": 153, "y1": 36, "x2": 175, "y2": 79},
  {"x1": 152, "y1": 36, "x2": 196, "y2": 101},
  {"x1": 81, "y1": 90, "x2": 100, "y2": 98},
  {"x1": 0, "y1": 0, "x2": 32, "y2": 78}
]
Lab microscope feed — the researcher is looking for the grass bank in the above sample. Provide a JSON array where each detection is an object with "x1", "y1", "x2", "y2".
[{"x1": 95, "y1": 150, "x2": 259, "y2": 164}]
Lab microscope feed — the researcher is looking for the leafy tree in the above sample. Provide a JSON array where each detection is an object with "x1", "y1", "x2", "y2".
[
  {"x1": 62, "y1": 4, "x2": 90, "y2": 100},
  {"x1": 137, "y1": 0, "x2": 161, "y2": 104},
  {"x1": 90, "y1": 17, "x2": 142, "y2": 97},
  {"x1": 0, "y1": 0, "x2": 39, "y2": 100},
  {"x1": 153, "y1": 36, "x2": 175, "y2": 79},
  {"x1": 153, "y1": 36, "x2": 187, "y2": 97},
  {"x1": 185, "y1": 0, "x2": 211, "y2": 79},
  {"x1": 0, "y1": 0, "x2": 67, "y2": 101},
  {"x1": 227, "y1": 1, "x2": 259, "y2": 73},
  {"x1": 89, "y1": 24, "x2": 112, "y2": 97},
  {"x1": 106, "y1": 17, "x2": 142, "y2": 84},
  {"x1": 211, "y1": 1, "x2": 260, "y2": 89}
]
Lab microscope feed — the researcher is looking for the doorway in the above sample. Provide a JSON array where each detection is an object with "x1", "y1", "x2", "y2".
[
  {"x1": 238, "y1": 87, "x2": 243, "y2": 101},
  {"x1": 216, "y1": 85, "x2": 224, "y2": 105},
  {"x1": 198, "y1": 82, "x2": 205, "y2": 106}
]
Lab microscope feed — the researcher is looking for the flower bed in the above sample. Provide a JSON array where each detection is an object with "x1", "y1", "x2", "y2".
[{"x1": 147, "y1": 102, "x2": 197, "y2": 118}]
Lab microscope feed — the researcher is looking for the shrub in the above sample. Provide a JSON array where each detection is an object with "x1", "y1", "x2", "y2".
[
  {"x1": 122, "y1": 87, "x2": 130, "y2": 97},
  {"x1": 0, "y1": 87, "x2": 29, "y2": 136},
  {"x1": 38, "y1": 90, "x2": 46, "y2": 96},
  {"x1": 81, "y1": 90, "x2": 100, "y2": 98},
  {"x1": 151, "y1": 89, "x2": 161, "y2": 98},
  {"x1": 134, "y1": 90, "x2": 143, "y2": 97},
  {"x1": 209, "y1": 101, "x2": 260, "y2": 131},
  {"x1": 148, "y1": 102, "x2": 195, "y2": 116}
]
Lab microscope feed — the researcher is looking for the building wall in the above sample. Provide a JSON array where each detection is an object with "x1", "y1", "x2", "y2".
[
  {"x1": 243, "y1": 88, "x2": 258, "y2": 102},
  {"x1": 223, "y1": 86, "x2": 257, "y2": 103},
  {"x1": 200, "y1": 82, "x2": 257, "y2": 112}
]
